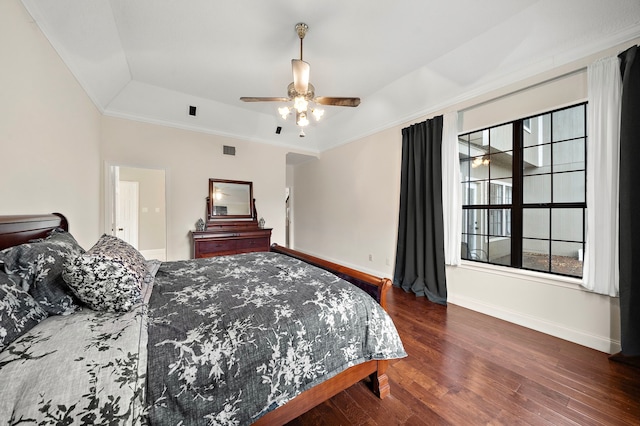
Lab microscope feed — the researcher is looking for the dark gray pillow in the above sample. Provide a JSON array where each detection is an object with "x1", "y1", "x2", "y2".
[
  {"x1": 0, "y1": 229, "x2": 84, "y2": 315},
  {"x1": 63, "y1": 235, "x2": 148, "y2": 313},
  {"x1": 0, "y1": 271, "x2": 48, "y2": 352}
]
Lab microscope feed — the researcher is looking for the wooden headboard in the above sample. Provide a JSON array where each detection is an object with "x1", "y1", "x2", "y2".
[{"x1": 0, "y1": 213, "x2": 68, "y2": 251}]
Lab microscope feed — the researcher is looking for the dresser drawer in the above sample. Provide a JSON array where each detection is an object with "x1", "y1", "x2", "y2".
[
  {"x1": 236, "y1": 237, "x2": 269, "y2": 251},
  {"x1": 191, "y1": 226, "x2": 272, "y2": 258},
  {"x1": 195, "y1": 239, "x2": 237, "y2": 257}
]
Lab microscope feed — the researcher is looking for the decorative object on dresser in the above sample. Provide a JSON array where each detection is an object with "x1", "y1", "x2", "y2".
[{"x1": 191, "y1": 179, "x2": 272, "y2": 258}]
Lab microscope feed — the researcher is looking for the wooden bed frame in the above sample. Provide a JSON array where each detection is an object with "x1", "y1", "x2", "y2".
[{"x1": 0, "y1": 213, "x2": 392, "y2": 425}]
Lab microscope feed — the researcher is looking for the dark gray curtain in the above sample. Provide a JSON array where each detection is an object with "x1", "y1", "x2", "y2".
[
  {"x1": 617, "y1": 45, "x2": 640, "y2": 357},
  {"x1": 393, "y1": 115, "x2": 447, "y2": 305}
]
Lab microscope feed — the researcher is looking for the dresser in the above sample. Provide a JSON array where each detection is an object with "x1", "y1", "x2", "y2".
[
  {"x1": 192, "y1": 222, "x2": 272, "y2": 258},
  {"x1": 192, "y1": 178, "x2": 272, "y2": 258}
]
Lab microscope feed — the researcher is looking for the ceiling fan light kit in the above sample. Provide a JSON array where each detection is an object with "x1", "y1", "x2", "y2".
[{"x1": 240, "y1": 22, "x2": 360, "y2": 136}]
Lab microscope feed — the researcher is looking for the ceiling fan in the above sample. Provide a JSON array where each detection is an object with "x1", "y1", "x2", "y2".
[{"x1": 240, "y1": 23, "x2": 360, "y2": 135}]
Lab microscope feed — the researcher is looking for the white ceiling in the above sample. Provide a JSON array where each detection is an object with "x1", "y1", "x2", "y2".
[{"x1": 21, "y1": 0, "x2": 640, "y2": 153}]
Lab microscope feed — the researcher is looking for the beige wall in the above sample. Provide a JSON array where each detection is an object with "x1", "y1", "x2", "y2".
[
  {"x1": 292, "y1": 38, "x2": 640, "y2": 354},
  {"x1": 293, "y1": 125, "x2": 402, "y2": 274},
  {"x1": 101, "y1": 117, "x2": 289, "y2": 260},
  {"x1": 0, "y1": 0, "x2": 101, "y2": 249}
]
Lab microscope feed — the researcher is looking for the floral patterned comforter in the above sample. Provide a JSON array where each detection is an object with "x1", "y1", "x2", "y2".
[
  {"x1": 0, "y1": 304, "x2": 148, "y2": 424},
  {"x1": 146, "y1": 252, "x2": 406, "y2": 425},
  {"x1": 0, "y1": 252, "x2": 406, "y2": 425}
]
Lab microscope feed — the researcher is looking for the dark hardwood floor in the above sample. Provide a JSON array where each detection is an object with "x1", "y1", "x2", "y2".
[{"x1": 286, "y1": 287, "x2": 640, "y2": 425}]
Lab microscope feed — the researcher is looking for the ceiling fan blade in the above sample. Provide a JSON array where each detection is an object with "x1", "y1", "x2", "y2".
[
  {"x1": 292, "y1": 59, "x2": 310, "y2": 94},
  {"x1": 314, "y1": 97, "x2": 361, "y2": 107},
  {"x1": 240, "y1": 97, "x2": 290, "y2": 102}
]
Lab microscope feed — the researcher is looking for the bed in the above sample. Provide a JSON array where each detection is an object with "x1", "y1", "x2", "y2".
[{"x1": 0, "y1": 213, "x2": 406, "y2": 425}]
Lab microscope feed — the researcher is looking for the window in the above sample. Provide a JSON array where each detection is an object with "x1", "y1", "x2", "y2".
[{"x1": 459, "y1": 103, "x2": 586, "y2": 278}]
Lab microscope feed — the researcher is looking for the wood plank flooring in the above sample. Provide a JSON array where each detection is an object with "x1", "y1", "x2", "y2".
[{"x1": 286, "y1": 287, "x2": 640, "y2": 425}]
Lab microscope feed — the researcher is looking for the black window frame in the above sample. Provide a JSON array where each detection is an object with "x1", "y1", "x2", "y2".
[{"x1": 460, "y1": 102, "x2": 587, "y2": 278}]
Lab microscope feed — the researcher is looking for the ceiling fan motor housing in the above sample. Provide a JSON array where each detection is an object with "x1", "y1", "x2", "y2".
[{"x1": 287, "y1": 82, "x2": 315, "y2": 100}]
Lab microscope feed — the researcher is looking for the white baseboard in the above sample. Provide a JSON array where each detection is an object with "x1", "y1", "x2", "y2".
[
  {"x1": 448, "y1": 293, "x2": 621, "y2": 354},
  {"x1": 140, "y1": 248, "x2": 166, "y2": 261}
]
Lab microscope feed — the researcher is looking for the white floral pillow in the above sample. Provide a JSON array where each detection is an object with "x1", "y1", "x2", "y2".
[
  {"x1": 62, "y1": 235, "x2": 148, "y2": 313},
  {"x1": 0, "y1": 271, "x2": 48, "y2": 352}
]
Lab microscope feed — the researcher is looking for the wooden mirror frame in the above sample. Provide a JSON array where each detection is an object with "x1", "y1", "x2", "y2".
[{"x1": 207, "y1": 179, "x2": 255, "y2": 220}]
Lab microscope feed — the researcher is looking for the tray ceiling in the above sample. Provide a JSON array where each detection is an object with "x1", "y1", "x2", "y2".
[{"x1": 20, "y1": 0, "x2": 640, "y2": 152}]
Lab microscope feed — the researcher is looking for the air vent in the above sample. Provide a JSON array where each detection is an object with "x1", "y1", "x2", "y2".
[
  {"x1": 188, "y1": 105, "x2": 197, "y2": 116},
  {"x1": 223, "y1": 145, "x2": 236, "y2": 156}
]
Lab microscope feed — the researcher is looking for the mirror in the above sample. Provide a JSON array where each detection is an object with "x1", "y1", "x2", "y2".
[{"x1": 208, "y1": 179, "x2": 254, "y2": 220}]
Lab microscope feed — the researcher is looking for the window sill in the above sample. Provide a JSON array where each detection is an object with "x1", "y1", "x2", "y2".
[{"x1": 456, "y1": 259, "x2": 583, "y2": 291}]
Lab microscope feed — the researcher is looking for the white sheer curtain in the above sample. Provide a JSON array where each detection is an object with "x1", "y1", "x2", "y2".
[
  {"x1": 582, "y1": 56, "x2": 621, "y2": 296},
  {"x1": 442, "y1": 111, "x2": 461, "y2": 266}
]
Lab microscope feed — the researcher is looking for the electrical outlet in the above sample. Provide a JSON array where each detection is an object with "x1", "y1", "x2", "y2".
[{"x1": 368, "y1": 254, "x2": 373, "y2": 261}]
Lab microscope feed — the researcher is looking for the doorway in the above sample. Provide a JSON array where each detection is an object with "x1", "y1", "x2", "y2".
[{"x1": 105, "y1": 164, "x2": 167, "y2": 261}]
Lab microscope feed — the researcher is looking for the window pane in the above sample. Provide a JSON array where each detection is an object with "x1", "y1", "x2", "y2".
[
  {"x1": 489, "y1": 184, "x2": 503, "y2": 205},
  {"x1": 466, "y1": 181, "x2": 487, "y2": 206},
  {"x1": 553, "y1": 171, "x2": 585, "y2": 203},
  {"x1": 523, "y1": 144, "x2": 551, "y2": 175},
  {"x1": 466, "y1": 234, "x2": 488, "y2": 261},
  {"x1": 489, "y1": 151, "x2": 513, "y2": 179},
  {"x1": 461, "y1": 182, "x2": 470, "y2": 204},
  {"x1": 462, "y1": 208, "x2": 488, "y2": 236},
  {"x1": 462, "y1": 209, "x2": 478, "y2": 236},
  {"x1": 489, "y1": 123, "x2": 513, "y2": 153},
  {"x1": 470, "y1": 160, "x2": 489, "y2": 180},
  {"x1": 461, "y1": 209, "x2": 469, "y2": 235},
  {"x1": 460, "y1": 158, "x2": 470, "y2": 182},
  {"x1": 523, "y1": 208, "x2": 549, "y2": 239},
  {"x1": 524, "y1": 113, "x2": 552, "y2": 146},
  {"x1": 553, "y1": 138, "x2": 585, "y2": 173},
  {"x1": 488, "y1": 208, "x2": 511, "y2": 237},
  {"x1": 551, "y1": 241, "x2": 583, "y2": 277},
  {"x1": 471, "y1": 208, "x2": 488, "y2": 235},
  {"x1": 552, "y1": 105, "x2": 585, "y2": 141},
  {"x1": 523, "y1": 239, "x2": 550, "y2": 272},
  {"x1": 468, "y1": 130, "x2": 487, "y2": 152},
  {"x1": 488, "y1": 208, "x2": 504, "y2": 236},
  {"x1": 551, "y1": 208, "x2": 583, "y2": 242},
  {"x1": 489, "y1": 237, "x2": 510, "y2": 266},
  {"x1": 458, "y1": 135, "x2": 470, "y2": 158},
  {"x1": 523, "y1": 174, "x2": 551, "y2": 204},
  {"x1": 461, "y1": 240, "x2": 469, "y2": 259}
]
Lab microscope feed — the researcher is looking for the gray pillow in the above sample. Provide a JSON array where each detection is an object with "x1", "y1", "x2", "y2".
[
  {"x1": 0, "y1": 229, "x2": 84, "y2": 315},
  {"x1": 0, "y1": 271, "x2": 48, "y2": 352},
  {"x1": 63, "y1": 235, "x2": 148, "y2": 313}
]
